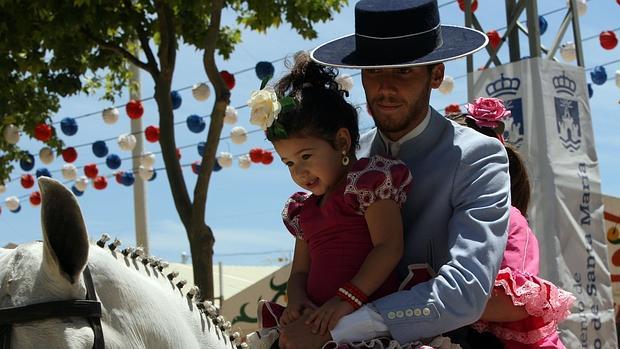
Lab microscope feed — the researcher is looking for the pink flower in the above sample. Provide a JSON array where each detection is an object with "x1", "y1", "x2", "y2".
[{"x1": 465, "y1": 97, "x2": 511, "y2": 128}]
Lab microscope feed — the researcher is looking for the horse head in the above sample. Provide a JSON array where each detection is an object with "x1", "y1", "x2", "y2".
[{"x1": 0, "y1": 177, "x2": 237, "y2": 349}]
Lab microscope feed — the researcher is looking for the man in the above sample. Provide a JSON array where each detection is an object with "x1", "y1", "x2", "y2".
[{"x1": 279, "y1": 0, "x2": 510, "y2": 348}]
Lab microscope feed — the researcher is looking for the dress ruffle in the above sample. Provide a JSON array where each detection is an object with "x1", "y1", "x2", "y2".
[{"x1": 472, "y1": 267, "x2": 575, "y2": 344}]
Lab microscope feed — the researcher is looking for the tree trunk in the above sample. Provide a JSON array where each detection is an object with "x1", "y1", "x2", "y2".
[{"x1": 188, "y1": 222, "x2": 215, "y2": 301}]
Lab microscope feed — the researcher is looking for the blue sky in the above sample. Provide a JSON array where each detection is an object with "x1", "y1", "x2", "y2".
[{"x1": 1, "y1": 0, "x2": 619, "y2": 266}]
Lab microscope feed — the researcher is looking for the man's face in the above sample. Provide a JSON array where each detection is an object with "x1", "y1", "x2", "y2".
[{"x1": 361, "y1": 64, "x2": 444, "y2": 140}]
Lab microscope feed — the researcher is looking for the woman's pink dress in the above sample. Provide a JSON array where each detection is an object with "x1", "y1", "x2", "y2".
[
  {"x1": 472, "y1": 206, "x2": 575, "y2": 348},
  {"x1": 283, "y1": 155, "x2": 412, "y2": 306}
]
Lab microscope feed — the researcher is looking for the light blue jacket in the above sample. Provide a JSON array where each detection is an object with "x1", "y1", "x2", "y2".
[{"x1": 358, "y1": 108, "x2": 510, "y2": 343}]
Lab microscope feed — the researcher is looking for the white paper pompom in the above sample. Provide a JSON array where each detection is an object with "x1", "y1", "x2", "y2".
[
  {"x1": 560, "y1": 42, "x2": 577, "y2": 62},
  {"x1": 335, "y1": 74, "x2": 354, "y2": 92},
  {"x1": 117, "y1": 133, "x2": 137, "y2": 151},
  {"x1": 140, "y1": 152, "x2": 156, "y2": 168},
  {"x1": 238, "y1": 155, "x2": 251, "y2": 169},
  {"x1": 62, "y1": 164, "x2": 78, "y2": 180},
  {"x1": 224, "y1": 106, "x2": 238, "y2": 125},
  {"x1": 5, "y1": 196, "x2": 20, "y2": 211},
  {"x1": 3, "y1": 124, "x2": 20, "y2": 145},
  {"x1": 0, "y1": 184, "x2": 6, "y2": 194},
  {"x1": 192, "y1": 83, "x2": 211, "y2": 101},
  {"x1": 102, "y1": 107, "x2": 120, "y2": 125},
  {"x1": 438, "y1": 75, "x2": 455, "y2": 94},
  {"x1": 567, "y1": 0, "x2": 587, "y2": 16},
  {"x1": 75, "y1": 176, "x2": 89, "y2": 192},
  {"x1": 138, "y1": 166, "x2": 154, "y2": 181},
  {"x1": 39, "y1": 147, "x2": 55, "y2": 164},
  {"x1": 230, "y1": 126, "x2": 248, "y2": 145},
  {"x1": 615, "y1": 70, "x2": 620, "y2": 88},
  {"x1": 217, "y1": 152, "x2": 233, "y2": 168}
]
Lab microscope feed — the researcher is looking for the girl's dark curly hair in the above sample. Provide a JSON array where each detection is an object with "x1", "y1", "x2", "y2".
[{"x1": 266, "y1": 51, "x2": 359, "y2": 154}]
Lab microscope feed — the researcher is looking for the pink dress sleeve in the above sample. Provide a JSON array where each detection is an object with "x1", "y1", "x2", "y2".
[
  {"x1": 344, "y1": 156, "x2": 412, "y2": 215},
  {"x1": 281, "y1": 192, "x2": 309, "y2": 239},
  {"x1": 472, "y1": 207, "x2": 576, "y2": 347}
]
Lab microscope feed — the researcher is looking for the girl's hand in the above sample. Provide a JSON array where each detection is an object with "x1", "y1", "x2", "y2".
[
  {"x1": 305, "y1": 297, "x2": 355, "y2": 335},
  {"x1": 280, "y1": 299, "x2": 316, "y2": 326}
]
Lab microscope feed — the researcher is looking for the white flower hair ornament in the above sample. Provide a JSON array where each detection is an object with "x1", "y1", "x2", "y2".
[{"x1": 247, "y1": 78, "x2": 296, "y2": 138}]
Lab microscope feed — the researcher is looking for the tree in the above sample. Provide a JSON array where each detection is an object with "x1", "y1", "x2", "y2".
[{"x1": 0, "y1": 0, "x2": 348, "y2": 299}]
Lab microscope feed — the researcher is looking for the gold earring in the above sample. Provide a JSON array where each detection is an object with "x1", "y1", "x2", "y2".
[{"x1": 341, "y1": 151, "x2": 350, "y2": 166}]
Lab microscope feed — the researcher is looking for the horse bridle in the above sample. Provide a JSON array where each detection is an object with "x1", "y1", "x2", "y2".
[{"x1": 0, "y1": 266, "x2": 104, "y2": 349}]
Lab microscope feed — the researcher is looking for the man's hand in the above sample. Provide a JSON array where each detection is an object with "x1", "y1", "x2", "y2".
[{"x1": 279, "y1": 311, "x2": 333, "y2": 349}]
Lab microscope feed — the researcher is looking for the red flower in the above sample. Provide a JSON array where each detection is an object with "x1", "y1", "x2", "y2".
[{"x1": 465, "y1": 97, "x2": 511, "y2": 128}]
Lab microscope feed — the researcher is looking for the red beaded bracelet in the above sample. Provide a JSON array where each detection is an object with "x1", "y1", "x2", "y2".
[
  {"x1": 343, "y1": 282, "x2": 368, "y2": 303},
  {"x1": 337, "y1": 287, "x2": 363, "y2": 309}
]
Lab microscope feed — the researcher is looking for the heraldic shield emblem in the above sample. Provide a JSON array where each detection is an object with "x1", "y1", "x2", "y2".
[
  {"x1": 553, "y1": 71, "x2": 581, "y2": 152},
  {"x1": 485, "y1": 73, "x2": 524, "y2": 148}
]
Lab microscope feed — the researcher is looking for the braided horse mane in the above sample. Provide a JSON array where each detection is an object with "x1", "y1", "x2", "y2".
[{"x1": 0, "y1": 177, "x2": 244, "y2": 349}]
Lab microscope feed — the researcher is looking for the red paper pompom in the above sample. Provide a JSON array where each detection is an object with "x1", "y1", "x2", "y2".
[
  {"x1": 176, "y1": 148, "x2": 182, "y2": 160},
  {"x1": 115, "y1": 171, "x2": 125, "y2": 184},
  {"x1": 261, "y1": 151, "x2": 274, "y2": 165},
  {"x1": 220, "y1": 70, "x2": 236, "y2": 90},
  {"x1": 21, "y1": 174, "x2": 35, "y2": 189},
  {"x1": 84, "y1": 163, "x2": 99, "y2": 179},
  {"x1": 457, "y1": 0, "x2": 478, "y2": 12},
  {"x1": 600, "y1": 31, "x2": 618, "y2": 50},
  {"x1": 486, "y1": 30, "x2": 501, "y2": 49},
  {"x1": 191, "y1": 161, "x2": 201, "y2": 174},
  {"x1": 126, "y1": 99, "x2": 144, "y2": 119},
  {"x1": 145, "y1": 125, "x2": 160, "y2": 143},
  {"x1": 62, "y1": 147, "x2": 78, "y2": 163},
  {"x1": 34, "y1": 123, "x2": 53, "y2": 142},
  {"x1": 29, "y1": 191, "x2": 41, "y2": 206},
  {"x1": 93, "y1": 176, "x2": 108, "y2": 190},
  {"x1": 249, "y1": 148, "x2": 265, "y2": 163},
  {"x1": 444, "y1": 103, "x2": 462, "y2": 115}
]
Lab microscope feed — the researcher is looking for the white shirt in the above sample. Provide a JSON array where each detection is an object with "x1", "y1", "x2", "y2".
[
  {"x1": 330, "y1": 108, "x2": 431, "y2": 343},
  {"x1": 377, "y1": 108, "x2": 431, "y2": 157}
]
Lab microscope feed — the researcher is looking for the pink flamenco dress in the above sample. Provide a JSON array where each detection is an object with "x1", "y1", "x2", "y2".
[{"x1": 472, "y1": 206, "x2": 576, "y2": 348}]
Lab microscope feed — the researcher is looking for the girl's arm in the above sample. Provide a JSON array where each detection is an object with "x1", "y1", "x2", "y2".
[
  {"x1": 480, "y1": 287, "x2": 529, "y2": 322},
  {"x1": 287, "y1": 238, "x2": 311, "y2": 303},
  {"x1": 351, "y1": 199, "x2": 404, "y2": 297}
]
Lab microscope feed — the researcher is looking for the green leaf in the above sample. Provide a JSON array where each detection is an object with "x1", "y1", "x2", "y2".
[{"x1": 279, "y1": 96, "x2": 296, "y2": 113}]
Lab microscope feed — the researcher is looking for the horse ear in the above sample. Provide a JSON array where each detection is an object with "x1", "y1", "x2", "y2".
[{"x1": 38, "y1": 177, "x2": 89, "y2": 284}]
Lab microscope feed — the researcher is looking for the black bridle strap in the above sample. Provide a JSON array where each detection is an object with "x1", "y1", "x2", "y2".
[
  {"x1": 83, "y1": 266, "x2": 105, "y2": 349},
  {"x1": 0, "y1": 266, "x2": 104, "y2": 349}
]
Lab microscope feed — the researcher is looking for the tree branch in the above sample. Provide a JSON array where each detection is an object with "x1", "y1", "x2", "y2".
[
  {"x1": 82, "y1": 29, "x2": 154, "y2": 75},
  {"x1": 193, "y1": 0, "x2": 228, "y2": 221},
  {"x1": 154, "y1": 0, "x2": 177, "y2": 78},
  {"x1": 122, "y1": 0, "x2": 159, "y2": 77}
]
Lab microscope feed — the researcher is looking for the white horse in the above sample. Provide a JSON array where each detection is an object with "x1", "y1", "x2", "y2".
[{"x1": 0, "y1": 177, "x2": 237, "y2": 349}]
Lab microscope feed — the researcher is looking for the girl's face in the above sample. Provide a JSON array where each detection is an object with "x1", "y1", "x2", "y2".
[{"x1": 274, "y1": 135, "x2": 347, "y2": 196}]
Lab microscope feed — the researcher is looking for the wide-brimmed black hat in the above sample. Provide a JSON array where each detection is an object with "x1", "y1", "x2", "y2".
[{"x1": 311, "y1": 0, "x2": 488, "y2": 68}]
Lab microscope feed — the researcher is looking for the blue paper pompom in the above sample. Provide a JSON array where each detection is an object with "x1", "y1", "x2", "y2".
[
  {"x1": 539, "y1": 16, "x2": 548, "y2": 35},
  {"x1": 121, "y1": 172, "x2": 135, "y2": 186},
  {"x1": 197, "y1": 142, "x2": 206, "y2": 157},
  {"x1": 106, "y1": 154, "x2": 122, "y2": 169},
  {"x1": 36, "y1": 168, "x2": 52, "y2": 178},
  {"x1": 60, "y1": 117, "x2": 78, "y2": 136},
  {"x1": 590, "y1": 66, "x2": 607, "y2": 86},
  {"x1": 186, "y1": 114, "x2": 206, "y2": 133},
  {"x1": 92, "y1": 140, "x2": 109, "y2": 158},
  {"x1": 171, "y1": 90, "x2": 182, "y2": 110},
  {"x1": 71, "y1": 185, "x2": 84, "y2": 197},
  {"x1": 19, "y1": 153, "x2": 35, "y2": 172},
  {"x1": 255, "y1": 61, "x2": 275, "y2": 81},
  {"x1": 587, "y1": 83, "x2": 593, "y2": 98}
]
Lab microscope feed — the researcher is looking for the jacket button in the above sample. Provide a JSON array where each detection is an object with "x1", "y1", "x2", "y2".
[
  {"x1": 405, "y1": 309, "x2": 414, "y2": 317},
  {"x1": 422, "y1": 307, "x2": 431, "y2": 316},
  {"x1": 396, "y1": 310, "x2": 404, "y2": 318},
  {"x1": 414, "y1": 308, "x2": 422, "y2": 316},
  {"x1": 387, "y1": 311, "x2": 396, "y2": 320}
]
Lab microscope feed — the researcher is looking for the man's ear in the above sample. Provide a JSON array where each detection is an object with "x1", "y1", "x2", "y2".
[
  {"x1": 430, "y1": 63, "x2": 445, "y2": 89},
  {"x1": 335, "y1": 128, "x2": 352, "y2": 153}
]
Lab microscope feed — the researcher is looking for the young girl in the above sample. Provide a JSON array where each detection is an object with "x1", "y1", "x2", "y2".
[
  {"x1": 249, "y1": 52, "x2": 412, "y2": 340},
  {"x1": 450, "y1": 97, "x2": 575, "y2": 349}
]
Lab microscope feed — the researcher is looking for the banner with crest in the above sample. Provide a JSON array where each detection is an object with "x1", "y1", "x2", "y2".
[{"x1": 472, "y1": 58, "x2": 617, "y2": 348}]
